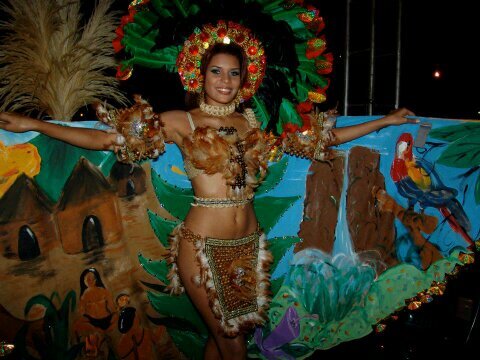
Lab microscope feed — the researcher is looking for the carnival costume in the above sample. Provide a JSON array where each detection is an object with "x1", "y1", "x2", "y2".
[
  {"x1": 98, "y1": 18, "x2": 337, "y2": 337},
  {"x1": 90, "y1": 1, "x2": 479, "y2": 358}
]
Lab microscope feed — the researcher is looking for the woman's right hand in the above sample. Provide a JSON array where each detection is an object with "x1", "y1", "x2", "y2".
[{"x1": 0, "y1": 112, "x2": 39, "y2": 133}]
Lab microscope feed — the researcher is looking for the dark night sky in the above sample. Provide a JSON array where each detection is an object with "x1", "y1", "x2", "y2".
[
  {"x1": 1, "y1": 0, "x2": 473, "y2": 120},
  {"x1": 110, "y1": 0, "x2": 478, "y2": 120},
  {"x1": 312, "y1": 0, "x2": 479, "y2": 119}
]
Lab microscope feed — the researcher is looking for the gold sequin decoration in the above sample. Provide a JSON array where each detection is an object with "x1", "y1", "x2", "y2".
[{"x1": 204, "y1": 233, "x2": 260, "y2": 320}]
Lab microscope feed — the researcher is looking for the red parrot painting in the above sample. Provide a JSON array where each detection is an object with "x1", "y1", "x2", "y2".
[{"x1": 390, "y1": 133, "x2": 473, "y2": 247}]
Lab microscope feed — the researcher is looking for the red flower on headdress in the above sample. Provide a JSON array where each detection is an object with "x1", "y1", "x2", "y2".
[
  {"x1": 306, "y1": 37, "x2": 327, "y2": 59},
  {"x1": 296, "y1": 101, "x2": 313, "y2": 114},
  {"x1": 121, "y1": 8, "x2": 137, "y2": 26},
  {"x1": 315, "y1": 53, "x2": 333, "y2": 74},
  {"x1": 297, "y1": 6, "x2": 325, "y2": 35},
  {"x1": 112, "y1": 38, "x2": 124, "y2": 53},
  {"x1": 283, "y1": 123, "x2": 300, "y2": 134}
]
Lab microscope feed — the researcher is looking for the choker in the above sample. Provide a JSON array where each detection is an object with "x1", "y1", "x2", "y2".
[{"x1": 199, "y1": 96, "x2": 236, "y2": 117}]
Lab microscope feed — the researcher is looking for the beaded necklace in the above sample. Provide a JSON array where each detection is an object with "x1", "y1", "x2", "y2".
[{"x1": 199, "y1": 96, "x2": 236, "y2": 117}]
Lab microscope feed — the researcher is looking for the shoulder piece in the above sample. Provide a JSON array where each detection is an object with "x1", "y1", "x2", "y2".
[{"x1": 96, "y1": 95, "x2": 166, "y2": 163}]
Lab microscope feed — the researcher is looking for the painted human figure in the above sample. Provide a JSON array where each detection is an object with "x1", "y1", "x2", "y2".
[
  {"x1": 115, "y1": 293, "x2": 155, "y2": 360},
  {"x1": 0, "y1": 21, "x2": 415, "y2": 359},
  {"x1": 74, "y1": 268, "x2": 116, "y2": 357}
]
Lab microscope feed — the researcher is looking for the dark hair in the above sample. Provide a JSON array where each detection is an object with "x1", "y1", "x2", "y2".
[
  {"x1": 185, "y1": 43, "x2": 248, "y2": 109},
  {"x1": 79, "y1": 268, "x2": 105, "y2": 295}
]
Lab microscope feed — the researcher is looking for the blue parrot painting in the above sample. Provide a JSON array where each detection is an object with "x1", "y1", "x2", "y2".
[{"x1": 390, "y1": 132, "x2": 473, "y2": 247}]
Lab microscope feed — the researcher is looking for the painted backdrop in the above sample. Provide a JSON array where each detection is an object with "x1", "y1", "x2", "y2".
[{"x1": 0, "y1": 116, "x2": 478, "y2": 359}]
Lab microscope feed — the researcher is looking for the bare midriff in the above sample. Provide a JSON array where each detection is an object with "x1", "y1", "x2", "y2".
[{"x1": 183, "y1": 173, "x2": 258, "y2": 239}]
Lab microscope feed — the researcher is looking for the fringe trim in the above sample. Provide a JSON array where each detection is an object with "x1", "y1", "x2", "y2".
[{"x1": 165, "y1": 225, "x2": 184, "y2": 295}]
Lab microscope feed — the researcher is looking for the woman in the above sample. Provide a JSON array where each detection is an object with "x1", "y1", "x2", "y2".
[
  {"x1": 74, "y1": 268, "x2": 116, "y2": 356},
  {"x1": 0, "y1": 21, "x2": 415, "y2": 359}
]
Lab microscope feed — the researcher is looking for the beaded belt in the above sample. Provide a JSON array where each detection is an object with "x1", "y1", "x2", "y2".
[{"x1": 192, "y1": 196, "x2": 253, "y2": 208}]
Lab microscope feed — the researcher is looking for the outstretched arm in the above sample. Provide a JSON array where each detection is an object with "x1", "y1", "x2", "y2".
[
  {"x1": 331, "y1": 108, "x2": 417, "y2": 145},
  {"x1": 281, "y1": 107, "x2": 416, "y2": 161},
  {"x1": 0, "y1": 112, "x2": 122, "y2": 151}
]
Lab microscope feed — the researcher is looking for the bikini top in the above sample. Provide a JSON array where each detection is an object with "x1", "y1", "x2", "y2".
[
  {"x1": 183, "y1": 109, "x2": 260, "y2": 179},
  {"x1": 181, "y1": 108, "x2": 269, "y2": 200}
]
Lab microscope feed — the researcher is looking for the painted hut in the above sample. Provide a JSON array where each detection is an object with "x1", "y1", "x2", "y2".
[
  {"x1": 56, "y1": 157, "x2": 123, "y2": 254},
  {"x1": 109, "y1": 162, "x2": 146, "y2": 197},
  {"x1": 0, "y1": 174, "x2": 58, "y2": 260}
]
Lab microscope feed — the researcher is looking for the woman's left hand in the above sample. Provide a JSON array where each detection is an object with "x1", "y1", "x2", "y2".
[{"x1": 385, "y1": 107, "x2": 418, "y2": 126}]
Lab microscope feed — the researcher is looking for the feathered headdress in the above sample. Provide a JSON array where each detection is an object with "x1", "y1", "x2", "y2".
[{"x1": 113, "y1": 0, "x2": 333, "y2": 135}]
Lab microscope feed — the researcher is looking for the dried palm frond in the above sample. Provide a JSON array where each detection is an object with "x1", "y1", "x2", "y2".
[{"x1": 0, "y1": 0, "x2": 127, "y2": 121}]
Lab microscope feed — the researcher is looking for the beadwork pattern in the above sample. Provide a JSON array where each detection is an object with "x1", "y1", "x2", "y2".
[
  {"x1": 204, "y1": 233, "x2": 260, "y2": 320},
  {"x1": 192, "y1": 196, "x2": 253, "y2": 207},
  {"x1": 177, "y1": 20, "x2": 266, "y2": 102}
]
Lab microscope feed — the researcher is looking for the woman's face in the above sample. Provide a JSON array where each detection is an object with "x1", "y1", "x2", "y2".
[
  {"x1": 84, "y1": 272, "x2": 97, "y2": 287},
  {"x1": 204, "y1": 53, "x2": 241, "y2": 106}
]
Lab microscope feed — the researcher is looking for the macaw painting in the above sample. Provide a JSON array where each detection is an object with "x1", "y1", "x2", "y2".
[{"x1": 0, "y1": 116, "x2": 478, "y2": 359}]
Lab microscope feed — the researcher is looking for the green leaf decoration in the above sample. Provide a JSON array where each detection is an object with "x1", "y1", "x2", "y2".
[
  {"x1": 149, "y1": 0, "x2": 175, "y2": 17},
  {"x1": 59, "y1": 290, "x2": 77, "y2": 316},
  {"x1": 365, "y1": 253, "x2": 463, "y2": 323},
  {"x1": 123, "y1": 23, "x2": 159, "y2": 49},
  {"x1": 277, "y1": 98, "x2": 303, "y2": 134},
  {"x1": 167, "y1": 328, "x2": 206, "y2": 360},
  {"x1": 139, "y1": 254, "x2": 169, "y2": 284},
  {"x1": 118, "y1": 0, "x2": 331, "y2": 133},
  {"x1": 24, "y1": 294, "x2": 57, "y2": 318},
  {"x1": 30, "y1": 134, "x2": 115, "y2": 202},
  {"x1": 267, "y1": 236, "x2": 301, "y2": 274},
  {"x1": 252, "y1": 95, "x2": 271, "y2": 130},
  {"x1": 256, "y1": 156, "x2": 289, "y2": 195},
  {"x1": 133, "y1": 9, "x2": 162, "y2": 28},
  {"x1": 123, "y1": 44, "x2": 179, "y2": 72},
  {"x1": 436, "y1": 138, "x2": 480, "y2": 168},
  {"x1": 177, "y1": 0, "x2": 201, "y2": 17},
  {"x1": 147, "y1": 209, "x2": 180, "y2": 247},
  {"x1": 140, "y1": 280, "x2": 167, "y2": 292},
  {"x1": 254, "y1": 195, "x2": 301, "y2": 233},
  {"x1": 426, "y1": 123, "x2": 480, "y2": 204},
  {"x1": 429, "y1": 123, "x2": 480, "y2": 142},
  {"x1": 267, "y1": 6, "x2": 312, "y2": 40},
  {"x1": 147, "y1": 291, "x2": 208, "y2": 335},
  {"x1": 298, "y1": 62, "x2": 329, "y2": 89},
  {"x1": 292, "y1": 79, "x2": 310, "y2": 103},
  {"x1": 148, "y1": 0, "x2": 200, "y2": 19},
  {"x1": 270, "y1": 276, "x2": 285, "y2": 299},
  {"x1": 23, "y1": 291, "x2": 77, "y2": 360},
  {"x1": 151, "y1": 169, "x2": 193, "y2": 220}
]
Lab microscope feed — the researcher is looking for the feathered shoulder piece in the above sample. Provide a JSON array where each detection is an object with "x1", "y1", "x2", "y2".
[
  {"x1": 95, "y1": 95, "x2": 165, "y2": 163},
  {"x1": 281, "y1": 108, "x2": 337, "y2": 162}
]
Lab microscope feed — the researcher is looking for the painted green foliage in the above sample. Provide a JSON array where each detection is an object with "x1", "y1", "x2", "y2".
[
  {"x1": 142, "y1": 156, "x2": 300, "y2": 356},
  {"x1": 255, "y1": 251, "x2": 464, "y2": 359},
  {"x1": 429, "y1": 122, "x2": 480, "y2": 203},
  {"x1": 15, "y1": 291, "x2": 81, "y2": 360}
]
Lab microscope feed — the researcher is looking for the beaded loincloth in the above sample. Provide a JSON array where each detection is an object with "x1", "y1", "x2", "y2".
[{"x1": 166, "y1": 224, "x2": 272, "y2": 336}]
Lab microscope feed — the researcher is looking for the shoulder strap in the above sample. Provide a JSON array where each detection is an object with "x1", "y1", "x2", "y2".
[{"x1": 186, "y1": 112, "x2": 195, "y2": 131}]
